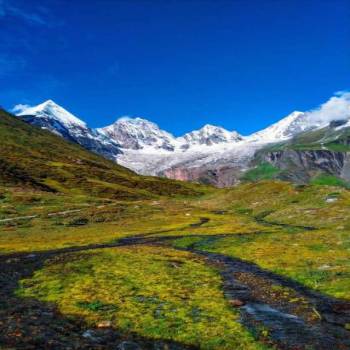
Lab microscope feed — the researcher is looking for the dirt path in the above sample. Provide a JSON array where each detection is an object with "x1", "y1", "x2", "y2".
[
  {"x1": 0, "y1": 201, "x2": 121, "y2": 224},
  {"x1": 128, "y1": 234, "x2": 350, "y2": 349},
  {"x1": 0, "y1": 214, "x2": 38, "y2": 223},
  {"x1": 187, "y1": 248, "x2": 350, "y2": 350},
  {"x1": 0, "y1": 209, "x2": 86, "y2": 223},
  {"x1": 0, "y1": 230, "x2": 349, "y2": 349}
]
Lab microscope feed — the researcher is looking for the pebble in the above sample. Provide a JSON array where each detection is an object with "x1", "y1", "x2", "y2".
[
  {"x1": 228, "y1": 299, "x2": 245, "y2": 307},
  {"x1": 116, "y1": 341, "x2": 142, "y2": 350},
  {"x1": 82, "y1": 330, "x2": 101, "y2": 343},
  {"x1": 97, "y1": 320, "x2": 112, "y2": 328},
  {"x1": 326, "y1": 197, "x2": 338, "y2": 203}
]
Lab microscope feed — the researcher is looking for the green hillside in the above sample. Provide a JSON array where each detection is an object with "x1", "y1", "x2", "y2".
[
  {"x1": 246, "y1": 125, "x2": 350, "y2": 186},
  {"x1": 259, "y1": 124, "x2": 350, "y2": 152},
  {"x1": 0, "y1": 109, "x2": 201, "y2": 199}
]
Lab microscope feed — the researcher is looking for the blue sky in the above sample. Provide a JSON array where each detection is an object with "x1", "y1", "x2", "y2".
[{"x1": 0, "y1": 0, "x2": 349, "y2": 135}]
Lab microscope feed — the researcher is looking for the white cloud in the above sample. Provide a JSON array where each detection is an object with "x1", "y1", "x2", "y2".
[
  {"x1": 11, "y1": 103, "x2": 31, "y2": 114},
  {"x1": 306, "y1": 91, "x2": 350, "y2": 124}
]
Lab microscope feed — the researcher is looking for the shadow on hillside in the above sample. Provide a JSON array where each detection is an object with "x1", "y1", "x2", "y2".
[{"x1": 0, "y1": 251, "x2": 195, "y2": 350}]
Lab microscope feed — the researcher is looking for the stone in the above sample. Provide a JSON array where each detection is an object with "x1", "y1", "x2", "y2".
[
  {"x1": 228, "y1": 299, "x2": 245, "y2": 307},
  {"x1": 97, "y1": 320, "x2": 112, "y2": 328},
  {"x1": 116, "y1": 341, "x2": 142, "y2": 350},
  {"x1": 326, "y1": 197, "x2": 337, "y2": 203},
  {"x1": 82, "y1": 330, "x2": 101, "y2": 343}
]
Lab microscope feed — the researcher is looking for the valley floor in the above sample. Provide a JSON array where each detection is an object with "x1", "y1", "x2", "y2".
[{"x1": 1, "y1": 181, "x2": 350, "y2": 349}]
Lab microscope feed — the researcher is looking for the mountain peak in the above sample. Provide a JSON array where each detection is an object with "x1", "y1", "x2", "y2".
[
  {"x1": 15, "y1": 100, "x2": 86, "y2": 128},
  {"x1": 100, "y1": 116, "x2": 176, "y2": 151},
  {"x1": 249, "y1": 111, "x2": 307, "y2": 142},
  {"x1": 181, "y1": 123, "x2": 242, "y2": 146},
  {"x1": 114, "y1": 116, "x2": 160, "y2": 128},
  {"x1": 200, "y1": 124, "x2": 228, "y2": 132},
  {"x1": 42, "y1": 99, "x2": 56, "y2": 106},
  {"x1": 14, "y1": 100, "x2": 121, "y2": 160}
]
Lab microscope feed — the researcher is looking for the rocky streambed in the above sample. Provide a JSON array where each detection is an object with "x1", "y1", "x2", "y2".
[{"x1": 0, "y1": 231, "x2": 349, "y2": 350}]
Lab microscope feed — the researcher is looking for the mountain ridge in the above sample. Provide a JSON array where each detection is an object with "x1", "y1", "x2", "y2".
[
  {"x1": 13, "y1": 97, "x2": 350, "y2": 187},
  {"x1": 16, "y1": 100, "x2": 121, "y2": 161}
]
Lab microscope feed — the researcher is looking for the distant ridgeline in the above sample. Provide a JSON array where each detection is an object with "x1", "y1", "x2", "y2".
[{"x1": 13, "y1": 99, "x2": 350, "y2": 188}]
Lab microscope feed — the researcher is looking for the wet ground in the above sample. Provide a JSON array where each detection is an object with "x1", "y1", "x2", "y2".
[
  {"x1": 1, "y1": 227, "x2": 350, "y2": 349},
  {"x1": 192, "y1": 249, "x2": 350, "y2": 350}
]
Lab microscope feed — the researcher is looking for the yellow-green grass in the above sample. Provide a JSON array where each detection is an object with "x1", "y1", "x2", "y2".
[
  {"x1": 214, "y1": 181, "x2": 350, "y2": 230},
  {"x1": 3, "y1": 180, "x2": 350, "y2": 302},
  {"x1": 172, "y1": 228, "x2": 350, "y2": 300},
  {"x1": 0, "y1": 185, "x2": 269, "y2": 254},
  {"x1": 0, "y1": 198, "x2": 195, "y2": 253},
  {"x1": 0, "y1": 187, "x2": 103, "y2": 219},
  {"x1": 0, "y1": 109, "x2": 203, "y2": 200},
  {"x1": 16, "y1": 246, "x2": 269, "y2": 350},
  {"x1": 3, "y1": 180, "x2": 350, "y2": 255}
]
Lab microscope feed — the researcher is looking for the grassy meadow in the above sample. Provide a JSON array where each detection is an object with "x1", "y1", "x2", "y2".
[{"x1": 1, "y1": 179, "x2": 350, "y2": 348}]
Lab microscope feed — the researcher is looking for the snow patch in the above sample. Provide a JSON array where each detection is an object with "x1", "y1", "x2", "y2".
[{"x1": 16, "y1": 100, "x2": 87, "y2": 128}]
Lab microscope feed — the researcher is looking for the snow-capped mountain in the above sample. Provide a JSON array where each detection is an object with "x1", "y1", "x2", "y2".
[
  {"x1": 13, "y1": 93, "x2": 350, "y2": 187},
  {"x1": 16, "y1": 99, "x2": 87, "y2": 130},
  {"x1": 104, "y1": 107, "x2": 350, "y2": 185},
  {"x1": 15, "y1": 100, "x2": 121, "y2": 160},
  {"x1": 179, "y1": 124, "x2": 243, "y2": 149},
  {"x1": 99, "y1": 117, "x2": 178, "y2": 151},
  {"x1": 100, "y1": 118, "x2": 243, "y2": 152},
  {"x1": 248, "y1": 111, "x2": 308, "y2": 142}
]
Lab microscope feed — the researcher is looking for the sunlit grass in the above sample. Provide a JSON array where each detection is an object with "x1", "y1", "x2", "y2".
[
  {"x1": 3, "y1": 180, "x2": 350, "y2": 302},
  {"x1": 172, "y1": 229, "x2": 350, "y2": 300},
  {"x1": 17, "y1": 246, "x2": 268, "y2": 349}
]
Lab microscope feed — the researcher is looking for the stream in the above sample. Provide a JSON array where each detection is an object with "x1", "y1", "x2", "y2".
[
  {"x1": 0, "y1": 229, "x2": 349, "y2": 349},
  {"x1": 189, "y1": 249, "x2": 350, "y2": 350}
]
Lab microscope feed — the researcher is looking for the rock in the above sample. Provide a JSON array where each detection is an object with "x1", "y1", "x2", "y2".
[
  {"x1": 82, "y1": 330, "x2": 101, "y2": 343},
  {"x1": 116, "y1": 341, "x2": 142, "y2": 350},
  {"x1": 97, "y1": 320, "x2": 112, "y2": 328},
  {"x1": 228, "y1": 299, "x2": 245, "y2": 307},
  {"x1": 326, "y1": 197, "x2": 338, "y2": 203}
]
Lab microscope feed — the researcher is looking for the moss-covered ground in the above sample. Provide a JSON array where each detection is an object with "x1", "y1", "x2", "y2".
[
  {"x1": 16, "y1": 246, "x2": 268, "y2": 350},
  {"x1": 2, "y1": 179, "x2": 350, "y2": 348}
]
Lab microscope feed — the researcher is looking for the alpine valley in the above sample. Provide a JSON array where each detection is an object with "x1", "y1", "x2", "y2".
[
  {"x1": 15, "y1": 96, "x2": 350, "y2": 187},
  {"x1": 1, "y1": 103, "x2": 350, "y2": 350}
]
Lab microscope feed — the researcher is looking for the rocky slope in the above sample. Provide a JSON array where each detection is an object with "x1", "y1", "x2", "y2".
[
  {"x1": 253, "y1": 123, "x2": 350, "y2": 184},
  {"x1": 99, "y1": 117, "x2": 177, "y2": 151},
  {"x1": 16, "y1": 100, "x2": 121, "y2": 161},
  {"x1": 260, "y1": 149, "x2": 350, "y2": 183},
  {"x1": 13, "y1": 94, "x2": 350, "y2": 187}
]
